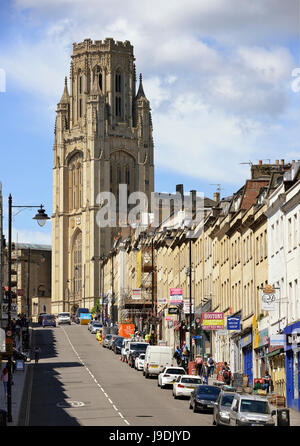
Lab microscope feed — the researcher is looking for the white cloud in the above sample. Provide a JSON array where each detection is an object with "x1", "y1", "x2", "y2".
[{"x1": 3, "y1": 0, "x2": 299, "y2": 188}]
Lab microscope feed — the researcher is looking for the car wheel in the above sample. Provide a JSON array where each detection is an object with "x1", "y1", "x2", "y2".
[
  {"x1": 212, "y1": 418, "x2": 216, "y2": 426},
  {"x1": 145, "y1": 371, "x2": 149, "y2": 379},
  {"x1": 143, "y1": 371, "x2": 145, "y2": 376},
  {"x1": 193, "y1": 404, "x2": 198, "y2": 413},
  {"x1": 161, "y1": 384, "x2": 165, "y2": 389}
]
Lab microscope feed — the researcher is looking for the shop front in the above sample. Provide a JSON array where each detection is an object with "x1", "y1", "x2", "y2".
[
  {"x1": 267, "y1": 346, "x2": 285, "y2": 397},
  {"x1": 253, "y1": 328, "x2": 269, "y2": 379},
  {"x1": 284, "y1": 321, "x2": 300, "y2": 411},
  {"x1": 241, "y1": 333, "x2": 253, "y2": 385}
]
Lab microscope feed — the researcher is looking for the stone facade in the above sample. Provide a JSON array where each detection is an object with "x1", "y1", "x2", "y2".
[{"x1": 52, "y1": 38, "x2": 154, "y2": 314}]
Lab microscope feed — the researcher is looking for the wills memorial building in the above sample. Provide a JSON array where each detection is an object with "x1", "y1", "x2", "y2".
[{"x1": 52, "y1": 38, "x2": 154, "y2": 313}]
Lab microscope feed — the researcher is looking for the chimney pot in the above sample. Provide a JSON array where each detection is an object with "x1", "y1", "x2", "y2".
[
  {"x1": 281, "y1": 159, "x2": 284, "y2": 165},
  {"x1": 275, "y1": 160, "x2": 279, "y2": 165},
  {"x1": 259, "y1": 160, "x2": 262, "y2": 165}
]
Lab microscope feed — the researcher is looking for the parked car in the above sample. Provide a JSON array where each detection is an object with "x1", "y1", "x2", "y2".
[
  {"x1": 212, "y1": 390, "x2": 236, "y2": 425},
  {"x1": 172, "y1": 375, "x2": 202, "y2": 399},
  {"x1": 103, "y1": 334, "x2": 113, "y2": 348},
  {"x1": 135, "y1": 353, "x2": 145, "y2": 371},
  {"x1": 112, "y1": 336, "x2": 124, "y2": 354},
  {"x1": 121, "y1": 338, "x2": 140, "y2": 362},
  {"x1": 229, "y1": 393, "x2": 276, "y2": 426},
  {"x1": 108, "y1": 335, "x2": 118, "y2": 349},
  {"x1": 127, "y1": 342, "x2": 149, "y2": 366},
  {"x1": 88, "y1": 319, "x2": 95, "y2": 331},
  {"x1": 90, "y1": 322, "x2": 103, "y2": 334},
  {"x1": 158, "y1": 366, "x2": 186, "y2": 388},
  {"x1": 38, "y1": 313, "x2": 47, "y2": 325},
  {"x1": 189, "y1": 384, "x2": 221, "y2": 413},
  {"x1": 42, "y1": 314, "x2": 56, "y2": 327},
  {"x1": 57, "y1": 312, "x2": 71, "y2": 325},
  {"x1": 144, "y1": 345, "x2": 174, "y2": 378}
]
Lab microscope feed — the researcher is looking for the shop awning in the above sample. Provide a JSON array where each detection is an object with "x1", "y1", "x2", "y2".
[{"x1": 267, "y1": 348, "x2": 284, "y2": 358}]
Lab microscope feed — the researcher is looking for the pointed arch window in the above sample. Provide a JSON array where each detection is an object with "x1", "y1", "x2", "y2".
[
  {"x1": 115, "y1": 70, "x2": 122, "y2": 118},
  {"x1": 73, "y1": 232, "x2": 82, "y2": 296}
]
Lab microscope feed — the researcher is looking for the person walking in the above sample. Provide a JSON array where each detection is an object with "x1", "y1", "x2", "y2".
[
  {"x1": 207, "y1": 355, "x2": 215, "y2": 377},
  {"x1": 222, "y1": 363, "x2": 231, "y2": 386},
  {"x1": 174, "y1": 346, "x2": 182, "y2": 366},
  {"x1": 1, "y1": 366, "x2": 8, "y2": 395},
  {"x1": 202, "y1": 362, "x2": 209, "y2": 384},
  {"x1": 195, "y1": 355, "x2": 203, "y2": 377},
  {"x1": 34, "y1": 346, "x2": 41, "y2": 364}
]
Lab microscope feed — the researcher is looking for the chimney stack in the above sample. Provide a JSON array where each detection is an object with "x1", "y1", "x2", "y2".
[
  {"x1": 275, "y1": 160, "x2": 279, "y2": 165},
  {"x1": 214, "y1": 192, "x2": 220, "y2": 203},
  {"x1": 281, "y1": 159, "x2": 285, "y2": 165},
  {"x1": 259, "y1": 160, "x2": 262, "y2": 165}
]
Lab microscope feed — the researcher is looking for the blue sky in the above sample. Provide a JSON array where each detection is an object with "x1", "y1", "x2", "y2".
[{"x1": 0, "y1": 0, "x2": 299, "y2": 244}]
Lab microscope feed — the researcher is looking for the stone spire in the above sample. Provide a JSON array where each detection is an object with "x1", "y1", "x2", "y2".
[
  {"x1": 59, "y1": 76, "x2": 69, "y2": 104},
  {"x1": 136, "y1": 73, "x2": 147, "y2": 99}
]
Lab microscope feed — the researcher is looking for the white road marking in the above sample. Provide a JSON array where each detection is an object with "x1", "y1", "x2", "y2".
[{"x1": 61, "y1": 327, "x2": 129, "y2": 425}]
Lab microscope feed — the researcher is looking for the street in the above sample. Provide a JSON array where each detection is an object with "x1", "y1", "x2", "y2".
[{"x1": 25, "y1": 324, "x2": 214, "y2": 426}]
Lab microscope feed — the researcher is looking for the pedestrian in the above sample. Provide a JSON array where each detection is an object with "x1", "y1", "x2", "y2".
[
  {"x1": 202, "y1": 362, "x2": 209, "y2": 384},
  {"x1": 1, "y1": 366, "x2": 8, "y2": 395},
  {"x1": 207, "y1": 355, "x2": 215, "y2": 376},
  {"x1": 262, "y1": 370, "x2": 272, "y2": 393},
  {"x1": 195, "y1": 355, "x2": 203, "y2": 377},
  {"x1": 174, "y1": 346, "x2": 182, "y2": 366},
  {"x1": 34, "y1": 346, "x2": 41, "y2": 364},
  {"x1": 222, "y1": 363, "x2": 231, "y2": 385}
]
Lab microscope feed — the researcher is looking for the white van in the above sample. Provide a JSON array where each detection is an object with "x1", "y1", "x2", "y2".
[{"x1": 143, "y1": 345, "x2": 174, "y2": 378}]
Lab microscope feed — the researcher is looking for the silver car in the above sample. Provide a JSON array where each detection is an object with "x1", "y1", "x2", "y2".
[
  {"x1": 57, "y1": 312, "x2": 71, "y2": 325},
  {"x1": 213, "y1": 391, "x2": 235, "y2": 426},
  {"x1": 90, "y1": 322, "x2": 103, "y2": 334},
  {"x1": 229, "y1": 393, "x2": 276, "y2": 426}
]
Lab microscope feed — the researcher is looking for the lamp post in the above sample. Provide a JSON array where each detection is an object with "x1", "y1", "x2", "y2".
[
  {"x1": 7, "y1": 195, "x2": 49, "y2": 422},
  {"x1": 73, "y1": 265, "x2": 78, "y2": 313}
]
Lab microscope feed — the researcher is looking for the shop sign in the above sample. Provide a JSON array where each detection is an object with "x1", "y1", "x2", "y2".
[
  {"x1": 261, "y1": 285, "x2": 276, "y2": 311},
  {"x1": 252, "y1": 316, "x2": 259, "y2": 349},
  {"x1": 170, "y1": 288, "x2": 183, "y2": 304},
  {"x1": 132, "y1": 289, "x2": 141, "y2": 300},
  {"x1": 227, "y1": 316, "x2": 241, "y2": 331},
  {"x1": 201, "y1": 312, "x2": 224, "y2": 330},
  {"x1": 258, "y1": 329, "x2": 269, "y2": 348},
  {"x1": 183, "y1": 299, "x2": 194, "y2": 314},
  {"x1": 286, "y1": 332, "x2": 300, "y2": 347},
  {"x1": 240, "y1": 334, "x2": 252, "y2": 348},
  {"x1": 168, "y1": 307, "x2": 179, "y2": 315},
  {"x1": 157, "y1": 297, "x2": 167, "y2": 305},
  {"x1": 269, "y1": 334, "x2": 285, "y2": 346}
]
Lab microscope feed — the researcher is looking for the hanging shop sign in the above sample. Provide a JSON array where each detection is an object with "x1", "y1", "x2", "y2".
[
  {"x1": 183, "y1": 299, "x2": 194, "y2": 314},
  {"x1": 169, "y1": 288, "x2": 183, "y2": 304},
  {"x1": 132, "y1": 289, "x2": 141, "y2": 300},
  {"x1": 269, "y1": 334, "x2": 285, "y2": 346},
  {"x1": 261, "y1": 285, "x2": 276, "y2": 311},
  {"x1": 252, "y1": 315, "x2": 259, "y2": 349},
  {"x1": 201, "y1": 312, "x2": 224, "y2": 330},
  {"x1": 157, "y1": 297, "x2": 168, "y2": 305},
  {"x1": 227, "y1": 316, "x2": 241, "y2": 331},
  {"x1": 168, "y1": 306, "x2": 179, "y2": 315}
]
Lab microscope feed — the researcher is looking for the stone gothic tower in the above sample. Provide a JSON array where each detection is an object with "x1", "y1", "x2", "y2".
[{"x1": 51, "y1": 38, "x2": 154, "y2": 314}]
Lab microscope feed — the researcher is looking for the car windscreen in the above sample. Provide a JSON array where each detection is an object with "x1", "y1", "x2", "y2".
[
  {"x1": 115, "y1": 338, "x2": 124, "y2": 344},
  {"x1": 105, "y1": 335, "x2": 112, "y2": 339},
  {"x1": 45, "y1": 315, "x2": 55, "y2": 320},
  {"x1": 139, "y1": 354, "x2": 145, "y2": 359},
  {"x1": 240, "y1": 399, "x2": 270, "y2": 414},
  {"x1": 221, "y1": 394, "x2": 235, "y2": 406},
  {"x1": 58, "y1": 313, "x2": 70, "y2": 317},
  {"x1": 196, "y1": 386, "x2": 221, "y2": 395},
  {"x1": 130, "y1": 343, "x2": 148, "y2": 350},
  {"x1": 77, "y1": 309, "x2": 89, "y2": 313},
  {"x1": 181, "y1": 378, "x2": 202, "y2": 384},
  {"x1": 165, "y1": 369, "x2": 185, "y2": 375},
  {"x1": 93, "y1": 323, "x2": 102, "y2": 327}
]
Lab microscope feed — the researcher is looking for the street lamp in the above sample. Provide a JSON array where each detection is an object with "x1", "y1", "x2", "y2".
[
  {"x1": 7, "y1": 194, "x2": 49, "y2": 422},
  {"x1": 73, "y1": 265, "x2": 78, "y2": 313}
]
